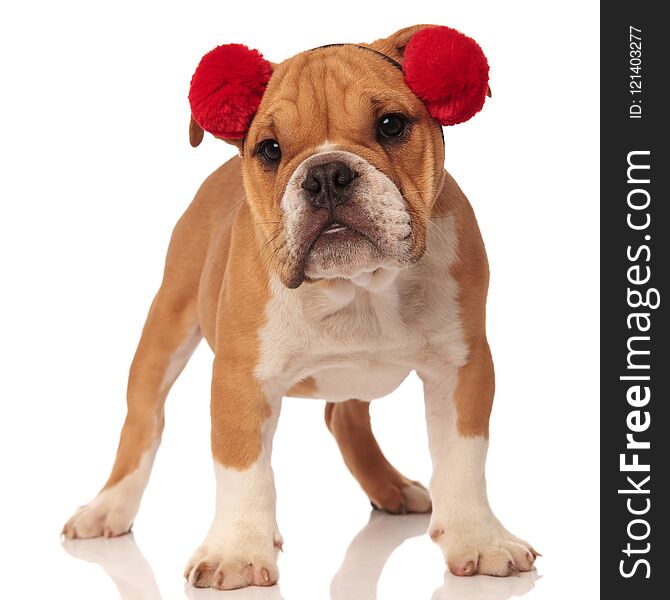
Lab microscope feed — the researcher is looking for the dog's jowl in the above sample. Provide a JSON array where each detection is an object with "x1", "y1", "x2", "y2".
[{"x1": 63, "y1": 25, "x2": 537, "y2": 589}]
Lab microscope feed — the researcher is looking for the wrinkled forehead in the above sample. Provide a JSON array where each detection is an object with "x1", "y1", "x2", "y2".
[{"x1": 246, "y1": 46, "x2": 425, "y2": 152}]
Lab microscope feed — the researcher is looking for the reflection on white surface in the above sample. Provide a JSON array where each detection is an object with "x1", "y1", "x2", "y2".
[
  {"x1": 63, "y1": 511, "x2": 538, "y2": 600},
  {"x1": 432, "y1": 572, "x2": 539, "y2": 600},
  {"x1": 331, "y1": 511, "x2": 429, "y2": 598},
  {"x1": 62, "y1": 533, "x2": 162, "y2": 599}
]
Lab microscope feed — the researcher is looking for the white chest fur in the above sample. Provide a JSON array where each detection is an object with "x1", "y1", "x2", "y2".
[{"x1": 255, "y1": 216, "x2": 468, "y2": 401}]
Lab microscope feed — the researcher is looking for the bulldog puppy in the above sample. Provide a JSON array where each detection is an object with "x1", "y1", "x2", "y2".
[{"x1": 63, "y1": 25, "x2": 537, "y2": 589}]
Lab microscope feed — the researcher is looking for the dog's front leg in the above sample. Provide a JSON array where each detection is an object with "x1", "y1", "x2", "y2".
[
  {"x1": 185, "y1": 358, "x2": 282, "y2": 590},
  {"x1": 421, "y1": 341, "x2": 537, "y2": 577}
]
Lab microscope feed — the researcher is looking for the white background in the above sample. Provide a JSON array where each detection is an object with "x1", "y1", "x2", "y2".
[{"x1": 0, "y1": 1, "x2": 599, "y2": 599}]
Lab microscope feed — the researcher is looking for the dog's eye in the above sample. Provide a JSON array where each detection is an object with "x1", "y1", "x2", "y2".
[
  {"x1": 377, "y1": 114, "x2": 407, "y2": 139},
  {"x1": 259, "y1": 139, "x2": 282, "y2": 163}
]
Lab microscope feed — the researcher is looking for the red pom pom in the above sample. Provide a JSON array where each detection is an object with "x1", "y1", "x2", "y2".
[
  {"x1": 189, "y1": 44, "x2": 272, "y2": 139},
  {"x1": 403, "y1": 26, "x2": 489, "y2": 126}
]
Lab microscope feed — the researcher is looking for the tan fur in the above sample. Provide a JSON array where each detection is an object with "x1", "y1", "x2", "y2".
[
  {"x1": 433, "y1": 173, "x2": 494, "y2": 437},
  {"x1": 101, "y1": 196, "x2": 209, "y2": 487},
  {"x1": 210, "y1": 205, "x2": 272, "y2": 468}
]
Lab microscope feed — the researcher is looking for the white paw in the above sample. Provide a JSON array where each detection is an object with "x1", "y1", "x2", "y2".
[
  {"x1": 61, "y1": 466, "x2": 151, "y2": 539},
  {"x1": 62, "y1": 449, "x2": 155, "y2": 539},
  {"x1": 430, "y1": 517, "x2": 538, "y2": 577},
  {"x1": 185, "y1": 527, "x2": 282, "y2": 590},
  {"x1": 62, "y1": 485, "x2": 139, "y2": 539}
]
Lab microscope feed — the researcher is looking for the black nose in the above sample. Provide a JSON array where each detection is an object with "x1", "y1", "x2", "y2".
[{"x1": 301, "y1": 161, "x2": 356, "y2": 209}]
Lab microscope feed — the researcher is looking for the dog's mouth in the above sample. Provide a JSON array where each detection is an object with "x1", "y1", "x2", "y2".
[
  {"x1": 279, "y1": 217, "x2": 369, "y2": 288},
  {"x1": 280, "y1": 210, "x2": 412, "y2": 288},
  {"x1": 310, "y1": 217, "x2": 374, "y2": 250},
  {"x1": 320, "y1": 222, "x2": 348, "y2": 235},
  {"x1": 315, "y1": 219, "x2": 359, "y2": 240}
]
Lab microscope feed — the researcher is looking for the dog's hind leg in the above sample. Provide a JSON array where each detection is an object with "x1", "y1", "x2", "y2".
[
  {"x1": 63, "y1": 226, "x2": 204, "y2": 539},
  {"x1": 325, "y1": 400, "x2": 431, "y2": 514}
]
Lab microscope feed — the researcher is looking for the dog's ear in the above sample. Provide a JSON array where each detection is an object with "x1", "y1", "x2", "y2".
[
  {"x1": 370, "y1": 24, "x2": 430, "y2": 62},
  {"x1": 372, "y1": 25, "x2": 490, "y2": 126},
  {"x1": 188, "y1": 44, "x2": 273, "y2": 147},
  {"x1": 189, "y1": 115, "x2": 205, "y2": 148}
]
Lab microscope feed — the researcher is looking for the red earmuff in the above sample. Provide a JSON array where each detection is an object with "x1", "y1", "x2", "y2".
[
  {"x1": 402, "y1": 26, "x2": 490, "y2": 126},
  {"x1": 188, "y1": 44, "x2": 272, "y2": 139}
]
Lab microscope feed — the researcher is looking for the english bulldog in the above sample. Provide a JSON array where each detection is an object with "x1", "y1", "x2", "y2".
[{"x1": 63, "y1": 24, "x2": 537, "y2": 589}]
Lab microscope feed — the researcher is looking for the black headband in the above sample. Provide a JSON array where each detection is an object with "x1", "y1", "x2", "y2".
[{"x1": 309, "y1": 44, "x2": 403, "y2": 70}]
